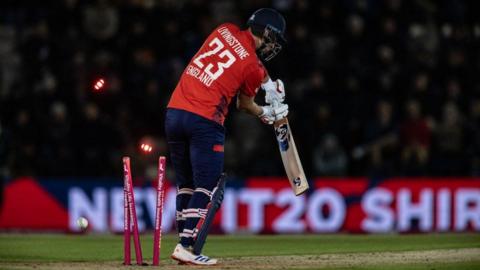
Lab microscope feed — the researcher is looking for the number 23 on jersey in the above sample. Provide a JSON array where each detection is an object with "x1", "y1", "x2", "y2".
[{"x1": 185, "y1": 38, "x2": 237, "y2": 86}]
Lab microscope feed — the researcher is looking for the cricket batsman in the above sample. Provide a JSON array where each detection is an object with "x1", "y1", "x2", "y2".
[{"x1": 166, "y1": 8, "x2": 288, "y2": 265}]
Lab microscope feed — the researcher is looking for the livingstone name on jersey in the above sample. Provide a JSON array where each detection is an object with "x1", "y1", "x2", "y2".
[
  {"x1": 186, "y1": 65, "x2": 214, "y2": 86},
  {"x1": 217, "y1": 26, "x2": 250, "y2": 60}
]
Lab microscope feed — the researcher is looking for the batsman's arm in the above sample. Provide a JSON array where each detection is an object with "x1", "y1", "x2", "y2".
[
  {"x1": 236, "y1": 92, "x2": 263, "y2": 116},
  {"x1": 236, "y1": 65, "x2": 270, "y2": 116}
]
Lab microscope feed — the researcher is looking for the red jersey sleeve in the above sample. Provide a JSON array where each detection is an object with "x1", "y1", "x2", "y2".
[{"x1": 240, "y1": 62, "x2": 266, "y2": 97}]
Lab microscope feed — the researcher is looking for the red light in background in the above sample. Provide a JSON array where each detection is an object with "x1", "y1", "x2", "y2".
[
  {"x1": 140, "y1": 143, "x2": 153, "y2": 153},
  {"x1": 93, "y1": 78, "x2": 105, "y2": 90}
]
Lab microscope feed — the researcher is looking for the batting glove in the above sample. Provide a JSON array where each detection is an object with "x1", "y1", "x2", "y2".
[
  {"x1": 259, "y1": 103, "x2": 289, "y2": 124},
  {"x1": 262, "y1": 78, "x2": 285, "y2": 105}
]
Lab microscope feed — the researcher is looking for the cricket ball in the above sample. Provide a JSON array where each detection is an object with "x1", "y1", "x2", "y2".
[{"x1": 77, "y1": 217, "x2": 89, "y2": 231}]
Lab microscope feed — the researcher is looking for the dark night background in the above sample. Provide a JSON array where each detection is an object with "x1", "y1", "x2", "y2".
[{"x1": 0, "y1": 0, "x2": 479, "y2": 181}]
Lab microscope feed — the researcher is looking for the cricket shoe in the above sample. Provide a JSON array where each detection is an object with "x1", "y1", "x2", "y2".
[{"x1": 171, "y1": 243, "x2": 218, "y2": 265}]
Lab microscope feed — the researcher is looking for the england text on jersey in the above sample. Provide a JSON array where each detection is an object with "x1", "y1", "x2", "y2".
[{"x1": 185, "y1": 64, "x2": 215, "y2": 87}]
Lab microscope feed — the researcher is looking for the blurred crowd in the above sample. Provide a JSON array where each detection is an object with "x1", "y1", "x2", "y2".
[{"x1": 0, "y1": 0, "x2": 480, "y2": 180}]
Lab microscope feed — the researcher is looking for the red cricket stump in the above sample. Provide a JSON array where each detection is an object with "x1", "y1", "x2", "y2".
[
  {"x1": 123, "y1": 157, "x2": 144, "y2": 266},
  {"x1": 152, "y1": 156, "x2": 166, "y2": 266},
  {"x1": 123, "y1": 176, "x2": 131, "y2": 265}
]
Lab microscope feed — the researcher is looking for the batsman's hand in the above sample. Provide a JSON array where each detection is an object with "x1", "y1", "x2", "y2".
[
  {"x1": 262, "y1": 79, "x2": 285, "y2": 105},
  {"x1": 259, "y1": 103, "x2": 289, "y2": 124}
]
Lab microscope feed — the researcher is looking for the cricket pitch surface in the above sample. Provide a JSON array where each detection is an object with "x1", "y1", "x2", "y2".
[{"x1": 1, "y1": 234, "x2": 479, "y2": 270}]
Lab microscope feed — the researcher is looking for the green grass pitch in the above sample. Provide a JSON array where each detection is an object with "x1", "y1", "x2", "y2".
[{"x1": 0, "y1": 233, "x2": 479, "y2": 269}]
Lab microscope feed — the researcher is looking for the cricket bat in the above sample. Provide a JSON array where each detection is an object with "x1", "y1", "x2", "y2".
[{"x1": 273, "y1": 117, "x2": 309, "y2": 196}]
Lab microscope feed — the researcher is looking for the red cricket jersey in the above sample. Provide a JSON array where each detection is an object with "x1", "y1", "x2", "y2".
[{"x1": 167, "y1": 23, "x2": 266, "y2": 125}]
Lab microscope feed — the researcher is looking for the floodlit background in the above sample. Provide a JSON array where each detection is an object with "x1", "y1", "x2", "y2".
[
  {"x1": 0, "y1": 0, "x2": 479, "y2": 234},
  {"x1": 1, "y1": 0, "x2": 480, "y2": 178}
]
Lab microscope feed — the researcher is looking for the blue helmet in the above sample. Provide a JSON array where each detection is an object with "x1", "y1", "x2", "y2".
[{"x1": 247, "y1": 8, "x2": 286, "y2": 61}]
